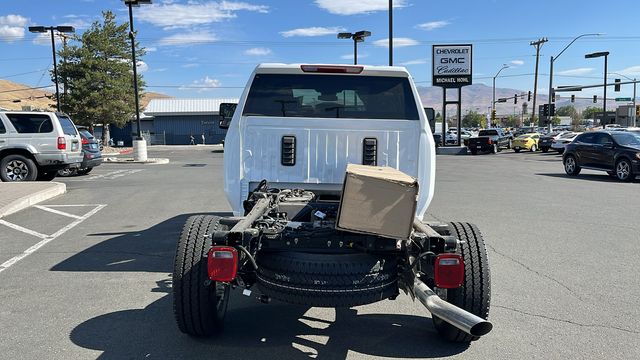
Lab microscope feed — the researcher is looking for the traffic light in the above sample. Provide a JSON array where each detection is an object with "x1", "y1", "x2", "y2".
[
  {"x1": 542, "y1": 104, "x2": 549, "y2": 116},
  {"x1": 636, "y1": 105, "x2": 640, "y2": 118},
  {"x1": 551, "y1": 89, "x2": 556, "y2": 102},
  {"x1": 571, "y1": 94, "x2": 575, "y2": 103},
  {"x1": 514, "y1": 94, "x2": 518, "y2": 104},
  {"x1": 614, "y1": 78, "x2": 621, "y2": 92},
  {"x1": 593, "y1": 95, "x2": 597, "y2": 103},
  {"x1": 549, "y1": 104, "x2": 556, "y2": 117},
  {"x1": 491, "y1": 109, "x2": 496, "y2": 120},
  {"x1": 527, "y1": 91, "x2": 532, "y2": 101}
]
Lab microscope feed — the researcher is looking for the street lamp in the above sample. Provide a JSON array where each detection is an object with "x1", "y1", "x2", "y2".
[
  {"x1": 585, "y1": 51, "x2": 610, "y2": 128},
  {"x1": 123, "y1": 0, "x2": 152, "y2": 161},
  {"x1": 28, "y1": 25, "x2": 75, "y2": 112},
  {"x1": 609, "y1": 72, "x2": 636, "y2": 126},
  {"x1": 337, "y1": 31, "x2": 371, "y2": 65},
  {"x1": 547, "y1": 33, "x2": 601, "y2": 130},
  {"x1": 491, "y1": 64, "x2": 509, "y2": 127}
]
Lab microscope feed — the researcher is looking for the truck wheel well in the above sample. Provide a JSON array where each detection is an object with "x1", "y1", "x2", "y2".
[{"x1": 0, "y1": 149, "x2": 37, "y2": 164}]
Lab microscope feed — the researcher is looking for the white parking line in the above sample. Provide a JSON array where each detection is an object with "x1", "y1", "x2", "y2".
[
  {"x1": 0, "y1": 204, "x2": 106, "y2": 274},
  {"x1": 65, "y1": 169, "x2": 144, "y2": 182},
  {"x1": 33, "y1": 205, "x2": 82, "y2": 219}
]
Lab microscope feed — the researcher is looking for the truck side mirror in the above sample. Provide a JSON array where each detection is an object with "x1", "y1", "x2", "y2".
[{"x1": 219, "y1": 103, "x2": 237, "y2": 129}]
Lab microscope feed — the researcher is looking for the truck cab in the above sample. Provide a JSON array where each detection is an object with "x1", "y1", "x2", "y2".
[{"x1": 222, "y1": 64, "x2": 435, "y2": 218}]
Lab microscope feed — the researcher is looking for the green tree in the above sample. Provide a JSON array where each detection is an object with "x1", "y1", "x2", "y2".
[
  {"x1": 502, "y1": 114, "x2": 519, "y2": 128},
  {"x1": 462, "y1": 110, "x2": 484, "y2": 128},
  {"x1": 556, "y1": 105, "x2": 577, "y2": 117},
  {"x1": 582, "y1": 106, "x2": 603, "y2": 120},
  {"x1": 57, "y1": 11, "x2": 145, "y2": 143}
]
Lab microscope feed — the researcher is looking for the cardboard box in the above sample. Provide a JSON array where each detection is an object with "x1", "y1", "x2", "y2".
[{"x1": 336, "y1": 164, "x2": 419, "y2": 239}]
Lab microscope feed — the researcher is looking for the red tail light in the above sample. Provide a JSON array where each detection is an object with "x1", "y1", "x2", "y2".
[
  {"x1": 207, "y1": 246, "x2": 238, "y2": 282},
  {"x1": 57, "y1": 137, "x2": 66, "y2": 150},
  {"x1": 434, "y1": 254, "x2": 464, "y2": 289},
  {"x1": 487, "y1": 139, "x2": 493, "y2": 144},
  {"x1": 301, "y1": 65, "x2": 364, "y2": 74},
  {"x1": 81, "y1": 137, "x2": 89, "y2": 145}
]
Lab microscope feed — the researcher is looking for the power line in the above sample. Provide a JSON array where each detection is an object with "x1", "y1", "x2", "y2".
[{"x1": 0, "y1": 85, "x2": 52, "y2": 94}]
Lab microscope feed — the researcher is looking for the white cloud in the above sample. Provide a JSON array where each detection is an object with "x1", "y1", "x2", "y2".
[
  {"x1": 0, "y1": 14, "x2": 28, "y2": 42},
  {"x1": 556, "y1": 67, "x2": 594, "y2": 76},
  {"x1": 180, "y1": 76, "x2": 222, "y2": 92},
  {"x1": 137, "y1": 1, "x2": 268, "y2": 29},
  {"x1": 158, "y1": 31, "x2": 217, "y2": 46},
  {"x1": 182, "y1": 63, "x2": 200, "y2": 68},
  {"x1": 244, "y1": 47, "x2": 272, "y2": 56},
  {"x1": 146, "y1": 46, "x2": 158, "y2": 52},
  {"x1": 373, "y1": 37, "x2": 419, "y2": 48},
  {"x1": 32, "y1": 32, "x2": 63, "y2": 46},
  {"x1": 136, "y1": 61, "x2": 148, "y2": 73},
  {"x1": 614, "y1": 65, "x2": 640, "y2": 77},
  {"x1": 280, "y1": 26, "x2": 345, "y2": 38},
  {"x1": 399, "y1": 59, "x2": 427, "y2": 66},
  {"x1": 416, "y1": 20, "x2": 449, "y2": 31},
  {"x1": 510, "y1": 60, "x2": 524, "y2": 66},
  {"x1": 315, "y1": 0, "x2": 407, "y2": 15},
  {"x1": 341, "y1": 53, "x2": 368, "y2": 60}
]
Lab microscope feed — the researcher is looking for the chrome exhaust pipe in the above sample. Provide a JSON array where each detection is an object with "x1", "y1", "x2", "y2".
[{"x1": 413, "y1": 277, "x2": 493, "y2": 337}]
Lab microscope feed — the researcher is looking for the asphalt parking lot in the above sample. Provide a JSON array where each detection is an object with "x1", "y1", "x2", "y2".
[{"x1": 1, "y1": 146, "x2": 639, "y2": 360}]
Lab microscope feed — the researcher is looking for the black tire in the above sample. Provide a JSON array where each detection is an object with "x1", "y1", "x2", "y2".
[
  {"x1": 83, "y1": 167, "x2": 93, "y2": 174},
  {"x1": 37, "y1": 171, "x2": 57, "y2": 181},
  {"x1": 0, "y1": 154, "x2": 38, "y2": 182},
  {"x1": 514, "y1": 148, "x2": 521, "y2": 153},
  {"x1": 173, "y1": 215, "x2": 230, "y2": 337},
  {"x1": 557, "y1": 148, "x2": 565, "y2": 155},
  {"x1": 256, "y1": 251, "x2": 398, "y2": 307},
  {"x1": 470, "y1": 149, "x2": 477, "y2": 155},
  {"x1": 614, "y1": 158, "x2": 634, "y2": 182},
  {"x1": 563, "y1": 155, "x2": 581, "y2": 176},
  {"x1": 433, "y1": 222, "x2": 491, "y2": 342},
  {"x1": 542, "y1": 147, "x2": 549, "y2": 153}
]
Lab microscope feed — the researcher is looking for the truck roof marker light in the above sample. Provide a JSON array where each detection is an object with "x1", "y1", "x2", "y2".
[
  {"x1": 300, "y1": 65, "x2": 364, "y2": 74},
  {"x1": 434, "y1": 254, "x2": 464, "y2": 289}
]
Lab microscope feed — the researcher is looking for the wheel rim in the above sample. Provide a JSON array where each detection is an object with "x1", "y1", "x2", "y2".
[
  {"x1": 617, "y1": 161, "x2": 630, "y2": 179},
  {"x1": 565, "y1": 157, "x2": 575, "y2": 173},
  {"x1": 59, "y1": 169, "x2": 72, "y2": 176},
  {"x1": 5, "y1": 160, "x2": 29, "y2": 181}
]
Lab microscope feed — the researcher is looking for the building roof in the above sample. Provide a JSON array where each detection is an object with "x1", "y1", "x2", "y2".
[{"x1": 144, "y1": 98, "x2": 239, "y2": 116}]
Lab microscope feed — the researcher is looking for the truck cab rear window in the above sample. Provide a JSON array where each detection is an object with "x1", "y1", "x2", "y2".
[
  {"x1": 7, "y1": 114, "x2": 53, "y2": 133},
  {"x1": 243, "y1": 74, "x2": 420, "y2": 120}
]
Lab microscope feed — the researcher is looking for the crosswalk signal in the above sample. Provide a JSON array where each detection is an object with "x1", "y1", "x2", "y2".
[
  {"x1": 593, "y1": 95, "x2": 597, "y2": 103},
  {"x1": 527, "y1": 91, "x2": 532, "y2": 102},
  {"x1": 549, "y1": 104, "x2": 556, "y2": 117},
  {"x1": 491, "y1": 109, "x2": 496, "y2": 120},
  {"x1": 514, "y1": 94, "x2": 518, "y2": 104},
  {"x1": 614, "y1": 79, "x2": 621, "y2": 92},
  {"x1": 542, "y1": 104, "x2": 549, "y2": 116},
  {"x1": 571, "y1": 94, "x2": 575, "y2": 103}
]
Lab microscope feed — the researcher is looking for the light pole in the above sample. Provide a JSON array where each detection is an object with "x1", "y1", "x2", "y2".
[
  {"x1": 491, "y1": 64, "x2": 509, "y2": 128},
  {"x1": 547, "y1": 33, "x2": 601, "y2": 131},
  {"x1": 585, "y1": 51, "x2": 610, "y2": 128},
  {"x1": 123, "y1": 0, "x2": 151, "y2": 161},
  {"x1": 609, "y1": 72, "x2": 636, "y2": 126},
  {"x1": 530, "y1": 38, "x2": 548, "y2": 126},
  {"x1": 28, "y1": 25, "x2": 75, "y2": 112},
  {"x1": 337, "y1": 31, "x2": 371, "y2": 65}
]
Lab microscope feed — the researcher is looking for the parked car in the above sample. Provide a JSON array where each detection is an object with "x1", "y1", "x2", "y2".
[
  {"x1": 512, "y1": 133, "x2": 541, "y2": 152},
  {"x1": 563, "y1": 131, "x2": 640, "y2": 182},
  {"x1": 57, "y1": 127, "x2": 102, "y2": 176},
  {"x1": 539, "y1": 131, "x2": 572, "y2": 153},
  {"x1": 433, "y1": 133, "x2": 443, "y2": 147},
  {"x1": 0, "y1": 111, "x2": 82, "y2": 181},
  {"x1": 551, "y1": 132, "x2": 580, "y2": 154},
  {"x1": 445, "y1": 129, "x2": 473, "y2": 145},
  {"x1": 467, "y1": 128, "x2": 511, "y2": 155}
]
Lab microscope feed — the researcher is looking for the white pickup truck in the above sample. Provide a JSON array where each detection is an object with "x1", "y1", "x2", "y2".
[{"x1": 172, "y1": 64, "x2": 492, "y2": 342}]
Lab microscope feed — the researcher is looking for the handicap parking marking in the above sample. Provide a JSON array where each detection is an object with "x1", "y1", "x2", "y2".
[
  {"x1": 0, "y1": 204, "x2": 106, "y2": 274},
  {"x1": 66, "y1": 169, "x2": 145, "y2": 181}
]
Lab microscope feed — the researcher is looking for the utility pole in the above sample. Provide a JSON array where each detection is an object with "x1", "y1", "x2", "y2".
[
  {"x1": 530, "y1": 38, "x2": 548, "y2": 126},
  {"x1": 388, "y1": 0, "x2": 393, "y2": 66}
]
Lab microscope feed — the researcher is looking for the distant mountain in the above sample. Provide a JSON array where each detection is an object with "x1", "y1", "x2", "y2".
[
  {"x1": 417, "y1": 83, "x2": 607, "y2": 116},
  {"x1": 0, "y1": 79, "x2": 171, "y2": 111}
]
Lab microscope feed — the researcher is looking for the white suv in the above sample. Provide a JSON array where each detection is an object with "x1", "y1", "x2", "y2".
[{"x1": 0, "y1": 111, "x2": 83, "y2": 181}]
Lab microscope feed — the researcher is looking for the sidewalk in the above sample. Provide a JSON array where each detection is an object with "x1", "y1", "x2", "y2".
[{"x1": 0, "y1": 182, "x2": 66, "y2": 218}]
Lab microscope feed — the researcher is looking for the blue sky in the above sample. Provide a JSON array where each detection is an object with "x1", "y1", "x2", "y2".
[{"x1": 2, "y1": 0, "x2": 640, "y2": 100}]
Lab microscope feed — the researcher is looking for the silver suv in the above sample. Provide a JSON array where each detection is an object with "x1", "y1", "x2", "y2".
[{"x1": 0, "y1": 111, "x2": 83, "y2": 181}]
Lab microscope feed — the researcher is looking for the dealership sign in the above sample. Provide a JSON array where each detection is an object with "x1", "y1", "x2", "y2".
[{"x1": 432, "y1": 44, "x2": 472, "y2": 88}]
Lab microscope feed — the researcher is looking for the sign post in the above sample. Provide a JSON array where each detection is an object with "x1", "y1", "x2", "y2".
[{"x1": 432, "y1": 44, "x2": 472, "y2": 146}]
